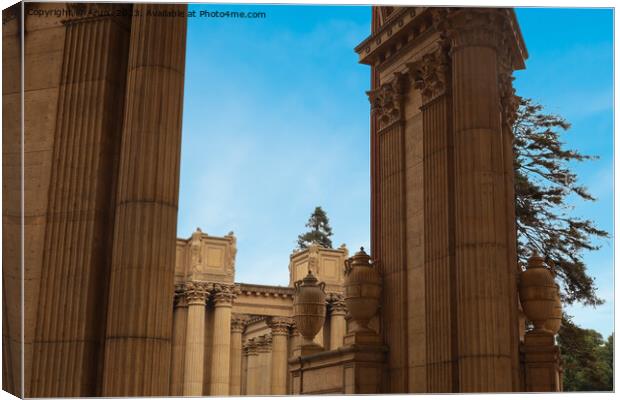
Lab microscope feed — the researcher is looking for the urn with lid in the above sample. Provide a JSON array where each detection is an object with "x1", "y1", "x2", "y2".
[{"x1": 293, "y1": 270, "x2": 326, "y2": 347}]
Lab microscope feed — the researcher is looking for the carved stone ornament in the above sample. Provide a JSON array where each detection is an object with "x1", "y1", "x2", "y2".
[
  {"x1": 268, "y1": 317, "x2": 293, "y2": 336},
  {"x1": 212, "y1": 283, "x2": 238, "y2": 306},
  {"x1": 518, "y1": 253, "x2": 557, "y2": 334},
  {"x1": 293, "y1": 270, "x2": 326, "y2": 348},
  {"x1": 409, "y1": 44, "x2": 450, "y2": 104},
  {"x1": 231, "y1": 315, "x2": 247, "y2": 333},
  {"x1": 367, "y1": 73, "x2": 409, "y2": 131},
  {"x1": 184, "y1": 281, "x2": 211, "y2": 305},
  {"x1": 343, "y1": 247, "x2": 382, "y2": 333},
  {"x1": 444, "y1": 9, "x2": 508, "y2": 53},
  {"x1": 327, "y1": 293, "x2": 347, "y2": 315},
  {"x1": 173, "y1": 283, "x2": 188, "y2": 308}
]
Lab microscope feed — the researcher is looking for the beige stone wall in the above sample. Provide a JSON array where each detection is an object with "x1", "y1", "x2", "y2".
[{"x1": 289, "y1": 244, "x2": 348, "y2": 293}]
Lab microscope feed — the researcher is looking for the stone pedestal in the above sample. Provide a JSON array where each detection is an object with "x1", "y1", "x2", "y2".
[
  {"x1": 101, "y1": 4, "x2": 187, "y2": 396},
  {"x1": 269, "y1": 318, "x2": 292, "y2": 395},
  {"x1": 229, "y1": 316, "x2": 246, "y2": 396},
  {"x1": 182, "y1": 282, "x2": 210, "y2": 396},
  {"x1": 522, "y1": 331, "x2": 562, "y2": 392},
  {"x1": 209, "y1": 285, "x2": 235, "y2": 395}
]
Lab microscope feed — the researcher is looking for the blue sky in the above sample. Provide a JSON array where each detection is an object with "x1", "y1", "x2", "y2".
[{"x1": 178, "y1": 6, "x2": 613, "y2": 337}]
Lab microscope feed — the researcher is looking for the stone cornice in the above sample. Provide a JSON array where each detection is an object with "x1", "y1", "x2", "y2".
[{"x1": 237, "y1": 283, "x2": 295, "y2": 299}]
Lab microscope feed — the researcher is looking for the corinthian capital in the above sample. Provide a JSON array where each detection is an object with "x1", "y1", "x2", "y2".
[
  {"x1": 268, "y1": 317, "x2": 293, "y2": 336},
  {"x1": 212, "y1": 283, "x2": 238, "y2": 306},
  {"x1": 327, "y1": 293, "x2": 347, "y2": 315},
  {"x1": 367, "y1": 72, "x2": 409, "y2": 131},
  {"x1": 231, "y1": 314, "x2": 248, "y2": 333},
  {"x1": 409, "y1": 44, "x2": 450, "y2": 104},
  {"x1": 185, "y1": 281, "x2": 211, "y2": 305},
  {"x1": 445, "y1": 8, "x2": 507, "y2": 52}
]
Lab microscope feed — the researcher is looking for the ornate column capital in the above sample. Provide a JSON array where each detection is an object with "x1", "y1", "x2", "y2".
[
  {"x1": 255, "y1": 335, "x2": 272, "y2": 353},
  {"x1": 174, "y1": 283, "x2": 188, "y2": 308},
  {"x1": 185, "y1": 281, "x2": 212, "y2": 306},
  {"x1": 212, "y1": 283, "x2": 238, "y2": 307},
  {"x1": 408, "y1": 43, "x2": 450, "y2": 105},
  {"x1": 245, "y1": 338, "x2": 258, "y2": 356},
  {"x1": 231, "y1": 315, "x2": 248, "y2": 334},
  {"x1": 367, "y1": 72, "x2": 410, "y2": 131},
  {"x1": 327, "y1": 293, "x2": 347, "y2": 316},
  {"x1": 268, "y1": 317, "x2": 293, "y2": 336},
  {"x1": 444, "y1": 9, "x2": 508, "y2": 53}
]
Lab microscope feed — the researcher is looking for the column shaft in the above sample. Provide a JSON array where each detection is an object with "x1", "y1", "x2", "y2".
[
  {"x1": 30, "y1": 8, "x2": 131, "y2": 397},
  {"x1": 229, "y1": 317, "x2": 245, "y2": 395},
  {"x1": 209, "y1": 288, "x2": 234, "y2": 396},
  {"x1": 329, "y1": 308, "x2": 346, "y2": 350},
  {"x1": 449, "y1": 11, "x2": 513, "y2": 392},
  {"x1": 269, "y1": 318, "x2": 291, "y2": 395},
  {"x1": 170, "y1": 290, "x2": 188, "y2": 396},
  {"x1": 182, "y1": 283, "x2": 209, "y2": 396},
  {"x1": 101, "y1": 4, "x2": 187, "y2": 396},
  {"x1": 245, "y1": 341, "x2": 259, "y2": 395}
]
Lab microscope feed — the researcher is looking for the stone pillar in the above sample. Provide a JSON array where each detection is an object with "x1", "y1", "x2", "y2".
[
  {"x1": 245, "y1": 339, "x2": 259, "y2": 395},
  {"x1": 182, "y1": 282, "x2": 210, "y2": 396},
  {"x1": 256, "y1": 335, "x2": 273, "y2": 394},
  {"x1": 209, "y1": 284, "x2": 236, "y2": 395},
  {"x1": 269, "y1": 318, "x2": 292, "y2": 395},
  {"x1": 447, "y1": 9, "x2": 515, "y2": 392},
  {"x1": 101, "y1": 3, "x2": 187, "y2": 396},
  {"x1": 328, "y1": 297, "x2": 347, "y2": 350},
  {"x1": 241, "y1": 343, "x2": 249, "y2": 395},
  {"x1": 409, "y1": 39, "x2": 456, "y2": 393},
  {"x1": 229, "y1": 315, "x2": 246, "y2": 396},
  {"x1": 170, "y1": 284, "x2": 188, "y2": 396},
  {"x1": 29, "y1": 4, "x2": 132, "y2": 397}
]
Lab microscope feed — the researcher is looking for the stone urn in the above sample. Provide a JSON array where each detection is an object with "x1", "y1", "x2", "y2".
[
  {"x1": 293, "y1": 270, "x2": 326, "y2": 348},
  {"x1": 544, "y1": 283, "x2": 562, "y2": 334},
  {"x1": 344, "y1": 247, "x2": 381, "y2": 333},
  {"x1": 518, "y1": 253, "x2": 556, "y2": 333}
]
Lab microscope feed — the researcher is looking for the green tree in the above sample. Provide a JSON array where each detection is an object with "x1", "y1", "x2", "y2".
[
  {"x1": 557, "y1": 316, "x2": 613, "y2": 391},
  {"x1": 297, "y1": 206, "x2": 334, "y2": 250},
  {"x1": 513, "y1": 98, "x2": 612, "y2": 391},
  {"x1": 513, "y1": 98, "x2": 609, "y2": 306}
]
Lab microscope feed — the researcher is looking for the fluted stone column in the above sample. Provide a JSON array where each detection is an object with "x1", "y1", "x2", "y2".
[
  {"x1": 328, "y1": 298, "x2": 347, "y2": 350},
  {"x1": 29, "y1": 5, "x2": 132, "y2": 397},
  {"x1": 101, "y1": 3, "x2": 187, "y2": 396},
  {"x1": 241, "y1": 343, "x2": 249, "y2": 395},
  {"x1": 245, "y1": 339, "x2": 259, "y2": 395},
  {"x1": 229, "y1": 315, "x2": 246, "y2": 396},
  {"x1": 171, "y1": 284, "x2": 189, "y2": 396},
  {"x1": 447, "y1": 9, "x2": 514, "y2": 392},
  {"x1": 269, "y1": 318, "x2": 292, "y2": 395},
  {"x1": 183, "y1": 282, "x2": 210, "y2": 396},
  {"x1": 256, "y1": 335, "x2": 273, "y2": 395},
  {"x1": 210, "y1": 284, "x2": 236, "y2": 395}
]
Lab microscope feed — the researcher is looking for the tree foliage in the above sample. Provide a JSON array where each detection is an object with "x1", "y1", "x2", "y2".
[
  {"x1": 513, "y1": 98, "x2": 609, "y2": 306},
  {"x1": 558, "y1": 315, "x2": 613, "y2": 391},
  {"x1": 297, "y1": 206, "x2": 334, "y2": 250}
]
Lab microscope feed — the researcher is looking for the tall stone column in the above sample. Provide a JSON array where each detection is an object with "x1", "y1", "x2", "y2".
[
  {"x1": 409, "y1": 39, "x2": 456, "y2": 393},
  {"x1": 328, "y1": 296, "x2": 347, "y2": 350},
  {"x1": 447, "y1": 9, "x2": 515, "y2": 392},
  {"x1": 241, "y1": 343, "x2": 249, "y2": 395},
  {"x1": 170, "y1": 284, "x2": 188, "y2": 396},
  {"x1": 29, "y1": 5, "x2": 131, "y2": 397},
  {"x1": 245, "y1": 339, "x2": 259, "y2": 395},
  {"x1": 182, "y1": 282, "x2": 210, "y2": 396},
  {"x1": 209, "y1": 284, "x2": 236, "y2": 395},
  {"x1": 229, "y1": 315, "x2": 246, "y2": 396},
  {"x1": 101, "y1": 3, "x2": 187, "y2": 397},
  {"x1": 256, "y1": 335, "x2": 273, "y2": 394},
  {"x1": 269, "y1": 318, "x2": 292, "y2": 395}
]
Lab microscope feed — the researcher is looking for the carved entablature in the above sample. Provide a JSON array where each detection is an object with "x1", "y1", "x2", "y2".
[
  {"x1": 408, "y1": 44, "x2": 450, "y2": 105},
  {"x1": 367, "y1": 73, "x2": 409, "y2": 131},
  {"x1": 268, "y1": 317, "x2": 293, "y2": 336}
]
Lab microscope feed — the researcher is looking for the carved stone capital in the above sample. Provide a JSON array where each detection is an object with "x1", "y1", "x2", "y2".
[
  {"x1": 445, "y1": 9, "x2": 507, "y2": 52},
  {"x1": 244, "y1": 338, "x2": 258, "y2": 356},
  {"x1": 268, "y1": 317, "x2": 293, "y2": 336},
  {"x1": 212, "y1": 283, "x2": 237, "y2": 307},
  {"x1": 174, "y1": 283, "x2": 188, "y2": 308},
  {"x1": 185, "y1": 281, "x2": 211, "y2": 305},
  {"x1": 409, "y1": 44, "x2": 450, "y2": 104},
  {"x1": 367, "y1": 72, "x2": 409, "y2": 131},
  {"x1": 255, "y1": 335, "x2": 272, "y2": 353},
  {"x1": 231, "y1": 314, "x2": 248, "y2": 333},
  {"x1": 327, "y1": 293, "x2": 347, "y2": 315}
]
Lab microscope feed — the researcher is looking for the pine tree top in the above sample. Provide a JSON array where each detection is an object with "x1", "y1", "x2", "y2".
[{"x1": 297, "y1": 206, "x2": 334, "y2": 250}]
